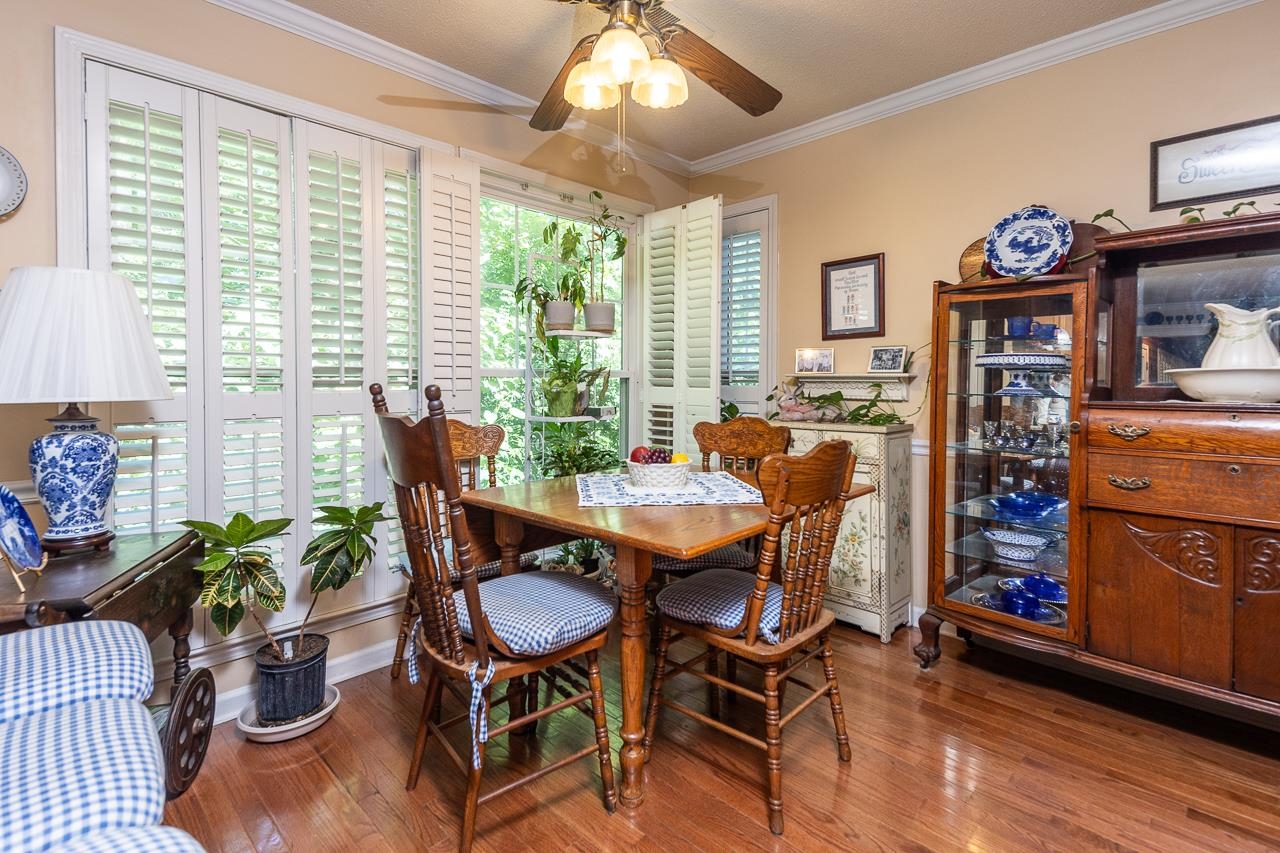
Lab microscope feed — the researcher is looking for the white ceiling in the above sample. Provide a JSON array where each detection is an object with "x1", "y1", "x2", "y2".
[{"x1": 260, "y1": 0, "x2": 1216, "y2": 167}]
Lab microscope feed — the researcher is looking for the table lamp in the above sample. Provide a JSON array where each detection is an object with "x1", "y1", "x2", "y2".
[{"x1": 0, "y1": 267, "x2": 173, "y2": 554}]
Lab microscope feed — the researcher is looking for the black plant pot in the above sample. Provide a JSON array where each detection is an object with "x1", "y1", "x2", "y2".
[{"x1": 255, "y1": 634, "x2": 330, "y2": 723}]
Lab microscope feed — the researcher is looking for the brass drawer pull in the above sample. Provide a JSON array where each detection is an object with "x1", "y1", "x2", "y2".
[
  {"x1": 1107, "y1": 423, "x2": 1151, "y2": 441},
  {"x1": 1107, "y1": 474, "x2": 1151, "y2": 491}
]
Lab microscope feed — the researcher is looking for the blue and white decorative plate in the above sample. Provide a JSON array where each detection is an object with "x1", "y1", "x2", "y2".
[
  {"x1": 0, "y1": 484, "x2": 43, "y2": 570},
  {"x1": 975, "y1": 352, "x2": 1069, "y2": 370},
  {"x1": 984, "y1": 206, "x2": 1073, "y2": 278}
]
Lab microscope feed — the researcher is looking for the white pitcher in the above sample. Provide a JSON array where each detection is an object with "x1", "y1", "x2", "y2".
[{"x1": 1202, "y1": 303, "x2": 1280, "y2": 369}]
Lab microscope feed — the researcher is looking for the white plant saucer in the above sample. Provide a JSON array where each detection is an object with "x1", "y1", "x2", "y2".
[{"x1": 236, "y1": 684, "x2": 340, "y2": 743}]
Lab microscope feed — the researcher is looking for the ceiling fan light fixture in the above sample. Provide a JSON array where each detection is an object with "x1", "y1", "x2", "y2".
[
  {"x1": 631, "y1": 55, "x2": 688, "y2": 109},
  {"x1": 591, "y1": 24, "x2": 652, "y2": 85},
  {"x1": 564, "y1": 60, "x2": 621, "y2": 110}
]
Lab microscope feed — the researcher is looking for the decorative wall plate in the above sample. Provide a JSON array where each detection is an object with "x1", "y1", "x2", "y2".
[
  {"x1": 0, "y1": 484, "x2": 42, "y2": 569},
  {"x1": 0, "y1": 146, "x2": 27, "y2": 217},
  {"x1": 984, "y1": 206, "x2": 1073, "y2": 277}
]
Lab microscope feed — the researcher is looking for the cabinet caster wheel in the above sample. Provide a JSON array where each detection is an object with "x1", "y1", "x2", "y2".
[{"x1": 162, "y1": 667, "x2": 216, "y2": 798}]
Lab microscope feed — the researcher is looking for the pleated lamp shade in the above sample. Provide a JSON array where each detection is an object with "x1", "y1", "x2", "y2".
[{"x1": 0, "y1": 267, "x2": 172, "y2": 404}]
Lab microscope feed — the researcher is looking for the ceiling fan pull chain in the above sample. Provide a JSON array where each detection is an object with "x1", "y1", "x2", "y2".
[{"x1": 615, "y1": 92, "x2": 632, "y2": 174}]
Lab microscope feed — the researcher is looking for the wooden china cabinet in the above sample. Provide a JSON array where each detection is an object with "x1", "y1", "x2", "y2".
[{"x1": 916, "y1": 212, "x2": 1280, "y2": 729}]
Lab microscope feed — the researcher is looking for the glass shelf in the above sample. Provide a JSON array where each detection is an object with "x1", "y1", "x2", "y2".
[
  {"x1": 943, "y1": 573, "x2": 1070, "y2": 627},
  {"x1": 945, "y1": 494, "x2": 1069, "y2": 535},
  {"x1": 946, "y1": 442, "x2": 1070, "y2": 461},
  {"x1": 945, "y1": 531, "x2": 1068, "y2": 577}
]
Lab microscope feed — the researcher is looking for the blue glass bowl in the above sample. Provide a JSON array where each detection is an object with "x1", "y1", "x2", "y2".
[
  {"x1": 1023, "y1": 572, "x2": 1066, "y2": 601},
  {"x1": 989, "y1": 491, "x2": 1065, "y2": 519}
]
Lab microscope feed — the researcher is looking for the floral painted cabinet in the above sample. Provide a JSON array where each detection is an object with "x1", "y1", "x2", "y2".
[{"x1": 786, "y1": 421, "x2": 914, "y2": 642}]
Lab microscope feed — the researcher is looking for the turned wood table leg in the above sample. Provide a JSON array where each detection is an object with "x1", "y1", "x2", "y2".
[
  {"x1": 169, "y1": 606, "x2": 194, "y2": 695},
  {"x1": 494, "y1": 513, "x2": 525, "y2": 576},
  {"x1": 913, "y1": 610, "x2": 944, "y2": 670},
  {"x1": 615, "y1": 544, "x2": 652, "y2": 807}
]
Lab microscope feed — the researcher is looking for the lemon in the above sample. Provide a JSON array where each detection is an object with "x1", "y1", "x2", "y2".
[{"x1": 671, "y1": 452, "x2": 689, "y2": 464}]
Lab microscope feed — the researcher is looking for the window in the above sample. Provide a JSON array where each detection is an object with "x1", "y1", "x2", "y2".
[
  {"x1": 719, "y1": 202, "x2": 774, "y2": 416},
  {"x1": 82, "y1": 61, "x2": 477, "y2": 648},
  {"x1": 478, "y1": 193, "x2": 629, "y2": 483}
]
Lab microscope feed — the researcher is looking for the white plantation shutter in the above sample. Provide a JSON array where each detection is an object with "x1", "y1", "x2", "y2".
[
  {"x1": 113, "y1": 422, "x2": 190, "y2": 533},
  {"x1": 640, "y1": 196, "x2": 721, "y2": 454},
  {"x1": 720, "y1": 206, "x2": 768, "y2": 416},
  {"x1": 424, "y1": 152, "x2": 481, "y2": 420}
]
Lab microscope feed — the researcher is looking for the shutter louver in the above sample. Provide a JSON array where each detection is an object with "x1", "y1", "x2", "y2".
[
  {"x1": 647, "y1": 225, "x2": 676, "y2": 387},
  {"x1": 311, "y1": 414, "x2": 365, "y2": 508},
  {"x1": 679, "y1": 198, "x2": 721, "y2": 433},
  {"x1": 218, "y1": 129, "x2": 285, "y2": 394},
  {"x1": 721, "y1": 230, "x2": 762, "y2": 387},
  {"x1": 384, "y1": 167, "x2": 419, "y2": 392},
  {"x1": 222, "y1": 418, "x2": 287, "y2": 568},
  {"x1": 113, "y1": 421, "x2": 190, "y2": 533},
  {"x1": 107, "y1": 101, "x2": 189, "y2": 391},
  {"x1": 308, "y1": 151, "x2": 365, "y2": 390},
  {"x1": 426, "y1": 156, "x2": 480, "y2": 418}
]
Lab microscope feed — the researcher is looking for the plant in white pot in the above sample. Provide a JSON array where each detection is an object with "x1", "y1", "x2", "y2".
[
  {"x1": 181, "y1": 501, "x2": 389, "y2": 731},
  {"x1": 580, "y1": 190, "x2": 627, "y2": 333}
]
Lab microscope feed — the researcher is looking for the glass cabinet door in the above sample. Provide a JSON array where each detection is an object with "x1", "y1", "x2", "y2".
[{"x1": 939, "y1": 286, "x2": 1077, "y2": 635}]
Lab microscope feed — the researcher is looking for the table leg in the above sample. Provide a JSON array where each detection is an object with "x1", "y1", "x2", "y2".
[
  {"x1": 494, "y1": 513, "x2": 525, "y2": 576},
  {"x1": 615, "y1": 544, "x2": 652, "y2": 807},
  {"x1": 169, "y1": 606, "x2": 194, "y2": 697}
]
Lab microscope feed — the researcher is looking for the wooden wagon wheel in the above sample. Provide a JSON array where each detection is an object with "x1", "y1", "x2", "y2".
[{"x1": 163, "y1": 666, "x2": 215, "y2": 798}]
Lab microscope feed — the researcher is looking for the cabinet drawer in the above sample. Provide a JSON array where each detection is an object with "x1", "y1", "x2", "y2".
[
  {"x1": 1087, "y1": 452, "x2": 1280, "y2": 524},
  {"x1": 1087, "y1": 409, "x2": 1280, "y2": 457}
]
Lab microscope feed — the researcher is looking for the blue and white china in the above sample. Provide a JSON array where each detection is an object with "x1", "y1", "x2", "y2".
[
  {"x1": 984, "y1": 205, "x2": 1074, "y2": 278},
  {"x1": 988, "y1": 491, "x2": 1066, "y2": 520},
  {"x1": 982, "y1": 528, "x2": 1050, "y2": 561},
  {"x1": 0, "y1": 484, "x2": 42, "y2": 569},
  {"x1": 970, "y1": 591, "x2": 1066, "y2": 625},
  {"x1": 975, "y1": 352, "x2": 1069, "y2": 370},
  {"x1": 998, "y1": 574, "x2": 1068, "y2": 604},
  {"x1": 1006, "y1": 316, "x2": 1033, "y2": 338},
  {"x1": 29, "y1": 420, "x2": 119, "y2": 545}
]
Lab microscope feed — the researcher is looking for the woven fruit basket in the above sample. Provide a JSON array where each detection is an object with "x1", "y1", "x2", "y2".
[{"x1": 627, "y1": 460, "x2": 691, "y2": 490}]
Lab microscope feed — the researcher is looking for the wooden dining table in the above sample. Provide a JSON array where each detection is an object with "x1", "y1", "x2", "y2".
[{"x1": 459, "y1": 474, "x2": 773, "y2": 807}]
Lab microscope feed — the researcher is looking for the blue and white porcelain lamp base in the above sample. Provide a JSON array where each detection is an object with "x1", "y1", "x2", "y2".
[{"x1": 29, "y1": 403, "x2": 118, "y2": 555}]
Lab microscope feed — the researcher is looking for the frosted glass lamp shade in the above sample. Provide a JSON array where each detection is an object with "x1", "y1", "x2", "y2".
[
  {"x1": 0, "y1": 266, "x2": 173, "y2": 404},
  {"x1": 565, "y1": 61, "x2": 622, "y2": 110},
  {"x1": 591, "y1": 26, "x2": 652, "y2": 85},
  {"x1": 632, "y1": 57, "x2": 689, "y2": 109}
]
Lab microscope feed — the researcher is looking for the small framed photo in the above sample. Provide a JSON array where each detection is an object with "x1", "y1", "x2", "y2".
[
  {"x1": 867, "y1": 345, "x2": 908, "y2": 373},
  {"x1": 1150, "y1": 114, "x2": 1280, "y2": 210},
  {"x1": 822, "y1": 253, "x2": 885, "y2": 340},
  {"x1": 795, "y1": 347, "x2": 834, "y2": 374}
]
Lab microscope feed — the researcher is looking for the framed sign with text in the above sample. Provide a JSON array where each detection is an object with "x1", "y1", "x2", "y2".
[
  {"x1": 1151, "y1": 114, "x2": 1280, "y2": 210},
  {"x1": 822, "y1": 253, "x2": 884, "y2": 340}
]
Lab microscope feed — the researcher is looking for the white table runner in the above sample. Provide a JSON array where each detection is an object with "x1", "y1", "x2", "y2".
[{"x1": 576, "y1": 471, "x2": 763, "y2": 507}]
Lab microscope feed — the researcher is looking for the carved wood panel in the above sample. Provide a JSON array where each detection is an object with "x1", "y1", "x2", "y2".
[
  {"x1": 1121, "y1": 519, "x2": 1222, "y2": 585},
  {"x1": 1235, "y1": 529, "x2": 1280, "y2": 703}
]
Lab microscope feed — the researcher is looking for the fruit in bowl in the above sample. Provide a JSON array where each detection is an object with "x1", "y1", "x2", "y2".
[
  {"x1": 626, "y1": 447, "x2": 690, "y2": 489},
  {"x1": 628, "y1": 445, "x2": 673, "y2": 464}
]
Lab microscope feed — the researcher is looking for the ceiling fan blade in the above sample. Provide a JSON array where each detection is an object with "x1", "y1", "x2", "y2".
[
  {"x1": 665, "y1": 25, "x2": 781, "y2": 117},
  {"x1": 530, "y1": 34, "x2": 598, "y2": 132}
]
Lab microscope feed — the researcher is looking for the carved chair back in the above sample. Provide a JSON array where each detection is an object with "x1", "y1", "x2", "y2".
[
  {"x1": 692, "y1": 417, "x2": 791, "y2": 478},
  {"x1": 371, "y1": 383, "x2": 491, "y2": 669},
  {"x1": 740, "y1": 440, "x2": 857, "y2": 646}
]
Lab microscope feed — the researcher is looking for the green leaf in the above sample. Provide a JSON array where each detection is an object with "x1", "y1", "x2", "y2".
[
  {"x1": 246, "y1": 517, "x2": 293, "y2": 543},
  {"x1": 300, "y1": 529, "x2": 348, "y2": 566},
  {"x1": 225, "y1": 512, "x2": 255, "y2": 546},
  {"x1": 246, "y1": 563, "x2": 285, "y2": 611},
  {"x1": 179, "y1": 520, "x2": 234, "y2": 548},
  {"x1": 195, "y1": 552, "x2": 234, "y2": 575},
  {"x1": 308, "y1": 542, "x2": 356, "y2": 593},
  {"x1": 210, "y1": 600, "x2": 245, "y2": 636},
  {"x1": 203, "y1": 565, "x2": 242, "y2": 608}
]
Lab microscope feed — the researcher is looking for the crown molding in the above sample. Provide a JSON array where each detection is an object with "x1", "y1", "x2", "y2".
[
  {"x1": 204, "y1": 0, "x2": 691, "y2": 176},
  {"x1": 687, "y1": 0, "x2": 1262, "y2": 175}
]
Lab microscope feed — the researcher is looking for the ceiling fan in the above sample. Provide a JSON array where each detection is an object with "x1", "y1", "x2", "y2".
[{"x1": 530, "y1": 0, "x2": 782, "y2": 132}]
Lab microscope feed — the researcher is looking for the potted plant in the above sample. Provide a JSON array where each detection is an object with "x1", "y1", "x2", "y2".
[
  {"x1": 180, "y1": 501, "x2": 389, "y2": 727},
  {"x1": 580, "y1": 190, "x2": 627, "y2": 333},
  {"x1": 542, "y1": 335, "x2": 610, "y2": 418}
]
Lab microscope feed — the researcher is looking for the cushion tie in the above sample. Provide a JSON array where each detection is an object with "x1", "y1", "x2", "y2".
[
  {"x1": 466, "y1": 658, "x2": 497, "y2": 768},
  {"x1": 405, "y1": 616, "x2": 424, "y2": 685}
]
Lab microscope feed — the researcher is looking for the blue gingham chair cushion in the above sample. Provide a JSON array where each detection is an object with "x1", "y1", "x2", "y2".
[
  {"x1": 0, "y1": 699, "x2": 166, "y2": 853},
  {"x1": 453, "y1": 571, "x2": 617, "y2": 657},
  {"x1": 655, "y1": 568, "x2": 783, "y2": 644},
  {"x1": 53, "y1": 826, "x2": 207, "y2": 853},
  {"x1": 653, "y1": 543, "x2": 756, "y2": 576},
  {"x1": 0, "y1": 621, "x2": 153, "y2": 726},
  {"x1": 394, "y1": 548, "x2": 538, "y2": 582}
]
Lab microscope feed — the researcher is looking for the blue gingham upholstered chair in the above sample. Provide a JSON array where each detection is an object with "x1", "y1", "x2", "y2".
[
  {"x1": 385, "y1": 414, "x2": 537, "y2": 679},
  {"x1": 0, "y1": 620, "x2": 206, "y2": 852},
  {"x1": 651, "y1": 417, "x2": 791, "y2": 578},
  {"x1": 372, "y1": 383, "x2": 617, "y2": 852},
  {"x1": 642, "y1": 440, "x2": 859, "y2": 836}
]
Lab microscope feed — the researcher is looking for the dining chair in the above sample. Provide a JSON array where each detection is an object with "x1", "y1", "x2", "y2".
[
  {"x1": 642, "y1": 439, "x2": 859, "y2": 836},
  {"x1": 376, "y1": 403, "x2": 535, "y2": 679},
  {"x1": 651, "y1": 417, "x2": 792, "y2": 578},
  {"x1": 372, "y1": 383, "x2": 617, "y2": 852}
]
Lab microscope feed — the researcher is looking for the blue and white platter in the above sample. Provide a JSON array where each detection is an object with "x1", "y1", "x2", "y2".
[
  {"x1": 0, "y1": 484, "x2": 43, "y2": 570},
  {"x1": 970, "y1": 592, "x2": 1066, "y2": 625},
  {"x1": 984, "y1": 206, "x2": 1074, "y2": 278}
]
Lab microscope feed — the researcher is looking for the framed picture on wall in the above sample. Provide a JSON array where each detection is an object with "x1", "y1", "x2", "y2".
[
  {"x1": 822, "y1": 253, "x2": 885, "y2": 340},
  {"x1": 1150, "y1": 114, "x2": 1280, "y2": 210},
  {"x1": 867, "y1": 345, "x2": 908, "y2": 373}
]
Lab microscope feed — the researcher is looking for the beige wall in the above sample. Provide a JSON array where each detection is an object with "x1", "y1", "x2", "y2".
[
  {"x1": 691, "y1": 0, "x2": 1280, "y2": 435},
  {"x1": 0, "y1": 0, "x2": 691, "y2": 486}
]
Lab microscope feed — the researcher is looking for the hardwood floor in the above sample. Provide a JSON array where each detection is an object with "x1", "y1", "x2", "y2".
[{"x1": 166, "y1": 625, "x2": 1280, "y2": 852}]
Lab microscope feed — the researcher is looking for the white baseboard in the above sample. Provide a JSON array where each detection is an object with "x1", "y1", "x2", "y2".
[
  {"x1": 909, "y1": 603, "x2": 927, "y2": 628},
  {"x1": 207, "y1": 636, "x2": 400, "y2": 726}
]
